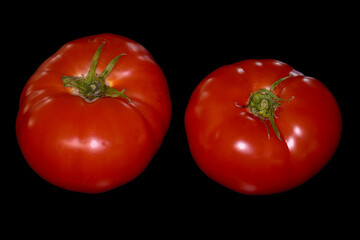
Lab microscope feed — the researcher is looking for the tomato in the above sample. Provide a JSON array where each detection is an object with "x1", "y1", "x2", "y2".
[
  {"x1": 16, "y1": 34, "x2": 171, "y2": 193},
  {"x1": 185, "y1": 59, "x2": 341, "y2": 195}
]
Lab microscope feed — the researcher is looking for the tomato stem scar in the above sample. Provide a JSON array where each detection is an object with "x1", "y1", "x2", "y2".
[
  {"x1": 236, "y1": 75, "x2": 294, "y2": 141},
  {"x1": 62, "y1": 43, "x2": 131, "y2": 103}
]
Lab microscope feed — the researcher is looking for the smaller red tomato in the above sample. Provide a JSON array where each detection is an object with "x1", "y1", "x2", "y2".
[{"x1": 185, "y1": 59, "x2": 342, "y2": 195}]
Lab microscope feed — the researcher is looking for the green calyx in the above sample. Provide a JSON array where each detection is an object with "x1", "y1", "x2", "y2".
[
  {"x1": 236, "y1": 76, "x2": 294, "y2": 140},
  {"x1": 62, "y1": 43, "x2": 131, "y2": 103}
]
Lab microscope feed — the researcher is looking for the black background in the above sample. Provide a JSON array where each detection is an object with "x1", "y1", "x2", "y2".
[{"x1": 5, "y1": 3, "x2": 356, "y2": 229}]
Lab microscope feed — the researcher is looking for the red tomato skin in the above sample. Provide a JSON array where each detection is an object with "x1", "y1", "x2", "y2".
[
  {"x1": 185, "y1": 59, "x2": 342, "y2": 195},
  {"x1": 16, "y1": 34, "x2": 171, "y2": 193}
]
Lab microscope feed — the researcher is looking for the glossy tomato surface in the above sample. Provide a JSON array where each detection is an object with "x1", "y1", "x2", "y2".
[
  {"x1": 16, "y1": 34, "x2": 171, "y2": 193},
  {"x1": 185, "y1": 59, "x2": 342, "y2": 195}
]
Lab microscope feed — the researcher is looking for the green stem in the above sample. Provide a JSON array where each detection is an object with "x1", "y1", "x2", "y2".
[
  {"x1": 270, "y1": 75, "x2": 291, "y2": 92},
  {"x1": 62, "y1": 43, "x2": 130, "y2": 103},
  {"x1": 235, "y1": 75, "x2": 294, "y2": 141}
]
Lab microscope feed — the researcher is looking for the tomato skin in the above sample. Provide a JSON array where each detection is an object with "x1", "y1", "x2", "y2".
[
  {"x1": 185, "y1": 59, "x2": 342, "y2": 195},
  {"x1": 16, "y1": 34, "x2": 171, "y2": 193}
]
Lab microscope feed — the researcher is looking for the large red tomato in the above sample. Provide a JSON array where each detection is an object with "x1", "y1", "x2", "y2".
[
  {"x1": 16, "y1": 34, "x2": 171, "y2": 193},
  {"x1": 185, "y1": 59, "x2": 341, "y2": 195}
]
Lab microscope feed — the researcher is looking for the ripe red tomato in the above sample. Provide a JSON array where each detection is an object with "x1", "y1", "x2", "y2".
[
  {"x1": 185, "y1": 59, "x2": 341, "y2": 195},
  {"x1": 16, "y1": 34, "x2": 171, "y2": 193}
]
